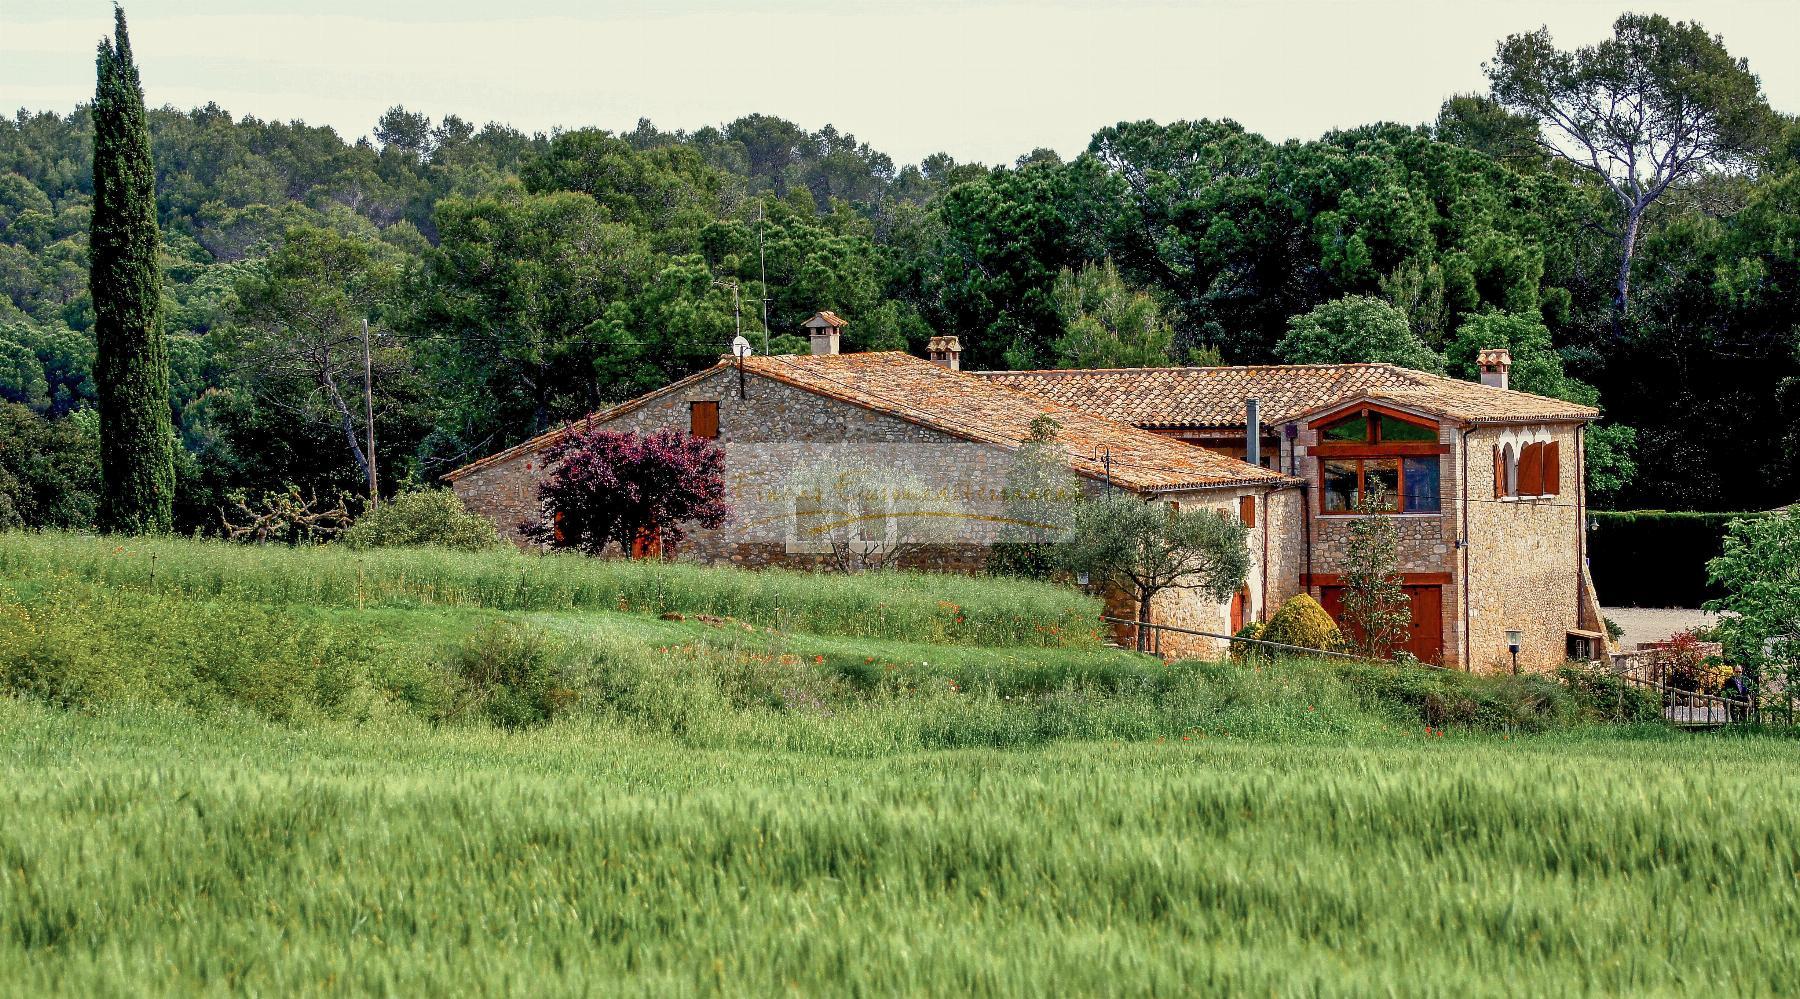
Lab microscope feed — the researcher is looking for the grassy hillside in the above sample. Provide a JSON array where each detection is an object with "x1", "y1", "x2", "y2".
[
  {"x1": 0, "y1": 531, "x2": 1625, "y2": 743},
  {"x1": 0, "y1": 531, "x2": 1098, "y2": 646}
]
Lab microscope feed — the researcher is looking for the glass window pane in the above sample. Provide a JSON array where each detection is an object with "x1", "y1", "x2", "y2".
[
  {"x1": 1363, "y1": 459, "x2": 1400, "y2": 511},
  {"x1": 1322, "y1": 459, "x2": 1358, "y2": 512},
  {"x1": 1378, "y1": 414, "x2": 1436, "y2": 442},
  {"x1": 1403, "y1": 457, "x2": 1441, "y2": 512},
  {"x1": 1321, "y1": 414, "x2": 1368, "y2": 442}
]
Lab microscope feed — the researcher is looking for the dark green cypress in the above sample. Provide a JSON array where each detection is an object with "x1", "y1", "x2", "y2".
[{"x1": 90, "y1": 6, "x2": 174, "y2": 534}]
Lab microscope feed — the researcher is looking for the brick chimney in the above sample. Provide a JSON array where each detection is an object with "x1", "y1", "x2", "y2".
[
  {"x1": 803, "y1": 311, "x2": 846, "y2": 355},
  {"x1": 1477, "y1": 348, "x2": 1512, "y2": 391},
  {"x1": 927, "y1": 335, "x2": 962, "y2": 371}
]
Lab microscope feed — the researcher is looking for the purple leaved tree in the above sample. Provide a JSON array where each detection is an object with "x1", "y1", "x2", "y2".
[{"x1": 524, "y1": 426, "x2": 728, "y2": 557}]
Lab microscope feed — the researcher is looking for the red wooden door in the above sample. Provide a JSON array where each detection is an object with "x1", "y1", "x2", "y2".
[
  {"x1": 1318, "y1": 585, "x2": 1444, "y2": 664},
  {"x1": 1403, "y1": 586, "x2": 1443, "y2": 664}
]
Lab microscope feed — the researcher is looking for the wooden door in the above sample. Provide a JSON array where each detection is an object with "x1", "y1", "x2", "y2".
[
  {"x1": 1318, "y1": 584, "x2": 1444, "y2": 664},
  {"x1": 1401, "y1": 585, "x2": 1443, "y2": 664}
]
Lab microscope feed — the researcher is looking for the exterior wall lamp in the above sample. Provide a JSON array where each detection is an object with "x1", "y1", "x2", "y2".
[{"x1": 1506, "y1": 629, "x2": 1523, "y2": 675}]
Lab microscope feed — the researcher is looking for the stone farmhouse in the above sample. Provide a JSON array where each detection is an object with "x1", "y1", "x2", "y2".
[
  {"x1": 448, "y1": 315, "x2": 1604, "y2": 671},
  {"x1": 984, "y1": 352, "x2": 1606, "y2": 671}
]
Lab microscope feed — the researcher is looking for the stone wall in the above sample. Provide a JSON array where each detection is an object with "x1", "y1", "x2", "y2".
[
  {"x1": 1264, "y1": 488, "x2": 1306, "y2": 612},
  {"x1": 1460, "y1": 423, "x2": 1588, "y2": 673},
  {"x1": 454, "y1": 367, "x2": 1021, "y2": 568}
]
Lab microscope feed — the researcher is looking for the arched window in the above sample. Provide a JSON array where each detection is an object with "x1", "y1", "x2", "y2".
[{"x1": 1502, "y1": 442, "x2": 1518, "y2": 497}]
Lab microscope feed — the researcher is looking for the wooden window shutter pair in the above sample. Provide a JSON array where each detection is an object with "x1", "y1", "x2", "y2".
[
  {"x1": 689, "y1": 401, "x2": 719, "y2": 439},
  {"x1": 1494, "y1": 440, "x2": 1561, "y2": 497},
  {"x1": 1238, "y1": 494, "x2": 1256, "y2": 527}
]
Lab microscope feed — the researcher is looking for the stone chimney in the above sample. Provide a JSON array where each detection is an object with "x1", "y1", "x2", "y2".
[
  {"x1": 927, "y1": 335, "x2": 962, "y2": 371},
  {"x1": 803, "y1": 311, "x2": 846, "y2": 355},
  {"x1": 1477, "y1": 348, "x2": 1512, "y2": 391}
]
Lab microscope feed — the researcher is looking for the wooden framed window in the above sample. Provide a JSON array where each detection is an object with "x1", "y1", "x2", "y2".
[
  {"x1": 1238, "y1": 494, "x2": 1256, "y2": 527},
  {"x1": 689, "y1": 401, "x2": 719, "y2": 439},
  {"x1": 1311, "y1": 405, "x2": 1442, "y2": 515},
  {"x1": 1320, "y1": 413, "x2": 1369, "y2": 443},
  {"x1": 1402, "y1": 457, "x2": 1439, "y2": 512},
  {"x1": 1542, "y1": 441, "x2": 1561, "y2": 496},
  {"x1": 1315, "y1": 408, "x2": 1439, "y2": 447},
  {"x1": 1319, "y1": 456, "x2": 1438, "y2": 513}
]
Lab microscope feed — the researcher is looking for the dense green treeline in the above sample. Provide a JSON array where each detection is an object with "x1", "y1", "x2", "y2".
[{"x1": 2, "y1": 22, "x2": 1797, "y2": 530}]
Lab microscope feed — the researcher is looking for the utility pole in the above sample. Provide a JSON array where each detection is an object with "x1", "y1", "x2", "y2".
[
  {"x1": 362, "y1": 317, "x2": 378, "y2": 507},
  {"x1": 757, "y1": 206, "x2": 771, "y2": 354},
  {"x1": 730, "y1": 279, "x2": 741, "y2": 339}
]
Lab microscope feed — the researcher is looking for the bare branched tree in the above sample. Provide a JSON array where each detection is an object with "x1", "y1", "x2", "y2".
[
  {"x1": 1486, "y1": 14, "x2": 1773, "y2": 322},
  {"x1": 220, "y1": 485, "x2": 353, "y2": 545},
  {"x1": 787, "y1": 455, "x2": 965, "y2": 573},
  {"x1": 229, "y1": 224, "x2": 404, "y2": 486}
]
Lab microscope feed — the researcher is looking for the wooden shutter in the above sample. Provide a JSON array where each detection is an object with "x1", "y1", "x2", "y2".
[
  {"x1": 1238, "y1": 494, "x2": 1256, "y2": 527},
  {"x1": 689, "y1": 401, "x2": 719, "y2": 439},
  {"x1": 1517, "y1": 442, "x2": 1544, "y2": 496},
  {"x1": 1493, "y1": 444, "x2": 1506, "y2": 498},
  {"x1": 1542, "y1": 441, "x2": 1561, "y2": 496}
]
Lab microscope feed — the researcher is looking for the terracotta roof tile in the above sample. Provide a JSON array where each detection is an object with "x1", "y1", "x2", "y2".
[
  {"x1": 739, "y1": 352, "x2": 1290, "y2": 492},
  {"x1": 980, "y1": 363, "x2": 1597, "y2": 427},
  {"x1": 447, "y1": 352, "x2": 1292, "y2": 493}
]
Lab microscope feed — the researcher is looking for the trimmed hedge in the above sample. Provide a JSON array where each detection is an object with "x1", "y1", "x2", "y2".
[{"x1": 1587, "y1": 510, "x2": 1766, "y2": 608}]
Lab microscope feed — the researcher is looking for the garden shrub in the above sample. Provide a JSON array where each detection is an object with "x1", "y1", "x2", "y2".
[
  {"x1": 1657, "y1": 630, "x2": 1730, "y2": 693},
  {"x1": 1230, "y1": 620, "x2": 1267, "y2": 660},
  {"x1": 1261, "y1": 594, "x2": 1342, "y2": 653},
  {"x1": 1557, "y1": 665, "x2": 1664, "y2": 723},
  {"x1": 338, "y1": 489, "x2": 506, "y2": 552},
  {"x1": 445, "y1": 620, "x2": 578, "y2": 728}
]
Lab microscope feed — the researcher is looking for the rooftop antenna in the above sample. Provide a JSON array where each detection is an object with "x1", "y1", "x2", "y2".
[{"x1": 757, "y1": 205, "x2": 771, "y2": 354}]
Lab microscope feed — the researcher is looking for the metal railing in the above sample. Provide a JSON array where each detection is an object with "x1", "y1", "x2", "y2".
[
  {"x1": 1097, "y1": 614, "x2": 1453, "y2": 671},
  {"x1": 1604, "y1": 658, "x2": 1761, "y2": 727},
  {"x1": 1105, "y1": 615, "x2": 1769, "y2": 728}
]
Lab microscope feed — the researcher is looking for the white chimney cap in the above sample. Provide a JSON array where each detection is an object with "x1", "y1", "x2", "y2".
[{"x1": 731, "y1": 335, "x2": 753, "y2": 358}]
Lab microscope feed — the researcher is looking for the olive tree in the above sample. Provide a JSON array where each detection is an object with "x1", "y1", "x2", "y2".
[{"x1": 1061, "y1": 494, "x2": 1249, "y2": 652}]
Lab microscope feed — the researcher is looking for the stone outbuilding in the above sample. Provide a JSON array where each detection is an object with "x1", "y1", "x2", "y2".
[{"x1": 446, "y1": 335, "x2": 1296, "y2": 659}]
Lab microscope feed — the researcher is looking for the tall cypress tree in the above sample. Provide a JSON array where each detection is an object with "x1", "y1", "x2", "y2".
[{"x1": 90, "y1": 6, "x2": 173, "y2": 534}]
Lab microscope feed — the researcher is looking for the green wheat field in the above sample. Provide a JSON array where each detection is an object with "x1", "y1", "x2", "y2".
[{"x1": 2, "y1": 532, "x2": 1796, "y2": 995}]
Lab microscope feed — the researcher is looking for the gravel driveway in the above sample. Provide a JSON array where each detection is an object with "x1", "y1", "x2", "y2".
[{"x1": 1602, "y1": 607, "x2": 1720, "y2": 651}]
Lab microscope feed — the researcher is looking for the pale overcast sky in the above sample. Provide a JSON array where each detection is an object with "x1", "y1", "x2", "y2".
[{"x1": 4, "y1": 1, "x2": 1796, "y2": 165}]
